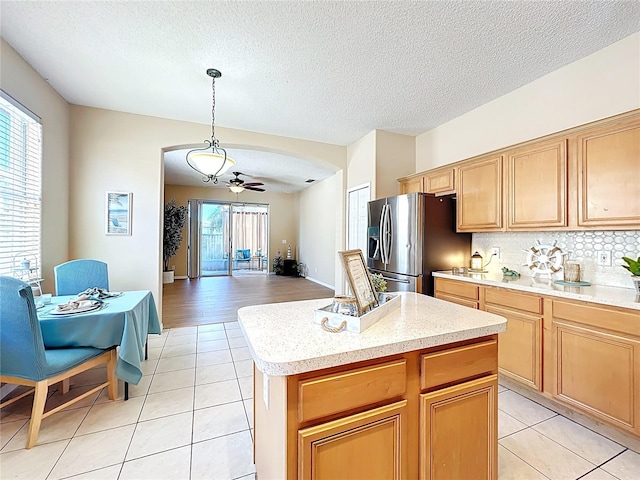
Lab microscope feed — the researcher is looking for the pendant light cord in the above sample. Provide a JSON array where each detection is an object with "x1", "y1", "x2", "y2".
[{"x1": 211, "y1": 75, "x2": 217, "y2": 147}]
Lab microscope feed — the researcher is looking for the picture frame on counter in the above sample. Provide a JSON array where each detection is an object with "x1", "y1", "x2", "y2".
[{"x1": 339, "y1": 249, "x2": 378, "y2": 314}]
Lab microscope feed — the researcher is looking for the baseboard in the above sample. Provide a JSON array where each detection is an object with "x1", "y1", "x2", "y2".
[
  {"x1": 304, "y1": 276, "x2": 335, "y2": 291},
  {"x1": 175, "y1": 276, "x2": 188, "y2": 280}
]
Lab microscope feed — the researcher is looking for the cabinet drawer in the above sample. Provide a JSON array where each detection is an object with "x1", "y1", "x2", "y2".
[
  {"x1": 485, "y1": 288, "x2": 542, "y2": 314},
  {"x1": 298, "y1": 359, "x2": 407, "y2": 423},
  {"x1": 420, "y1": 339, "x2": 497, "y2": 390},
  {"x1": 435, "y1": 292, "x2": 479, "y2": 309},
  {"x1": 435, "y1": 278, "x2": 479, "y2": 301},
  {"x1": 553, "y1": 300, "x2": 640, "y2": 338}
]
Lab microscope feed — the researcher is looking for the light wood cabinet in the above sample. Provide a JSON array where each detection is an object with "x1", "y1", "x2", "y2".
[
  {"x1": 399, "y1": 175, "x2": 424, "y2": 194},
  {"x1": 420, "y1": 375, "x2": 498, "y2": 480},
  {"x1": 552, "y1": 300, "x2": 640, "y2": 435},
  {"x1": 456, "y1": 155, "x2": 504, "y2": 232},
  {"x1": 486, "y1": 304, "x2": 542, "y2": 391},
  {"x1": 299, "y1": 400, "x2": 408, "y2": 480},
  {"x1": 424, "y1": 167, "x2": 455, "y2": 195},
  {"x1": 506, "y1": 138, "x2": 567, "y2": 229},
  {"x1": 255, "y1": 336, "x2": 499, "y2": 479},
  {"x1": 434, "y1": 277, "x2": 479, "y2": 309},
  {"x1": 576, "y1": 117, "x2": 640, "y2": 227}
]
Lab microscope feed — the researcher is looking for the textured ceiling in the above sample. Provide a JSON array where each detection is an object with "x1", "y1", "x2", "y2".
[{"x1": 1, "y1": 1, "x2": 639, "y2": 190}]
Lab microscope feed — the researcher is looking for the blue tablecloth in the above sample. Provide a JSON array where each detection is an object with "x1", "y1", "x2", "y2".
[{"x1": 38, "y1": 290, "x2": 161, "y2": 385}]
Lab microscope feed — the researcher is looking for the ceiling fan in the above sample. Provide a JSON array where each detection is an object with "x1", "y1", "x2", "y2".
[{"x1": 226, "y1": 172, "x2": 265, "y2": 193}]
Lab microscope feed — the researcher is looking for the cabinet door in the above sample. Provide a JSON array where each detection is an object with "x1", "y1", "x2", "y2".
[
  {"x1": 553, "y1": 321, "x2": 640, "y2": 434},
  {"x1": 420, "y1": 375, "x2": 498, "y2": 480},
  {"x1": 457, "y1": 156, "x2": 503, "y2": 231},
  {"x1": 577, "y1": 117, "x2": 640, "y2": 227},
  {"x1": 507, "y1": 138, "x2": 567, "y2": 229},
  {"x1": 399, "y1": 176, "x2": 424, "y2": 194},
  {"x1": 486, "y1": 305, "x2": 542, "y2": 391},
  {"x1": 425, "y1": 168, "x2": 455, "y2": 195},
  {"x1": 298, "y1": 400, "x2": 407, "y2": 480}
]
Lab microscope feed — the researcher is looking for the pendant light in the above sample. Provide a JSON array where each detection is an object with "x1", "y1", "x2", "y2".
[{"x1": 186, "y1": 68, "x2": 235, "y2": 183}]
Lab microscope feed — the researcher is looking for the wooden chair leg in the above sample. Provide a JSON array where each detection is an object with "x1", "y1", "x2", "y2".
[
  {"x1": 60, "y1": 378, "x2": 70, "y2": 394},
  {"x1": 106, "y1": 349, "x2": 118, "y2": 400},
  {"x1": 26, "y1": 381, "x2": 47, "y2": 449}
]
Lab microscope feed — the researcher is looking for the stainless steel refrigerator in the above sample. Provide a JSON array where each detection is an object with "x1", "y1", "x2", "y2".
[{"x1": 367, "y1": 193, "x2": 471, "y2": 295}]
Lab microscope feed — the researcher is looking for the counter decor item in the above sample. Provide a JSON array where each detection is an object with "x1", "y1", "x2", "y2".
[
  {"x1": 563, "y1": 261, "x2": 581, "y2": 283},
  {"x1": 621, "y1": 255, "x2": 640, "y2": 293},
  {"x1": 313, "y1": 249, "x2": 400, "y2": 333},
  {"x1": 523, "y1": 240, "x2": 568, "y2": 278},
  {"x1": 501, "y1": 267, "x2": 520, "y2": 279}
]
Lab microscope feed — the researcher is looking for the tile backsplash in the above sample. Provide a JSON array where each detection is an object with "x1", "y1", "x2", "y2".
[{"x1": 472, "y1": 231, "x2": 640, "y2": 289}]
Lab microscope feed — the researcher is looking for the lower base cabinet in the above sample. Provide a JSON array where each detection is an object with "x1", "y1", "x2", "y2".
[
  {"x1": 420, "y1": 375, "x2": 498, "y2": 480},
  {"x1": 298, "y1": 401, "x2": 407, "y2": 480},
  {"x1": 255, "y1": 336, "x2": 499, "y2": 480}
]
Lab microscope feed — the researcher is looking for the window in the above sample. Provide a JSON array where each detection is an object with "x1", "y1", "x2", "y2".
[{"x1": 0, "y1": 91, "x2": 42, "y2": 277}]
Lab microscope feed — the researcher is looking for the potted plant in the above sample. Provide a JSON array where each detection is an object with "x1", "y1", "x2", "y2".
[
  {"x1": 163, "y1": 199, "x2": 188, "y2": 284},
  {"x1": 621, "y1": 255, "x2": 640, "y2": 293},
  {"x1": 273, "y1": 250, "x2": 284, "y2": 275},
  {"x1": 370, "y1": 273, "x2": 388, "y2": 302}
]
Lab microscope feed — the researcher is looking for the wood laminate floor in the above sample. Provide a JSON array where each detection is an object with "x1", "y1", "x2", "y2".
[{"x1": 162, "y1": 274, "x2": 335, "y2": 329}]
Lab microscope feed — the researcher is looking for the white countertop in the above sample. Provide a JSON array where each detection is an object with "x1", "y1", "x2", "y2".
[
  {"x1": 237, "y1": 292, "x2": 506, "y2": 376},
  {"x1": 433, "y1": 271, "x2": 640, "y2": 311}
]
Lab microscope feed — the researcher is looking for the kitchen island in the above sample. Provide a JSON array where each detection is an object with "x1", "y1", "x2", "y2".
[{"x1": 238, "y1": 292, "x2": 507, "y2": 480}]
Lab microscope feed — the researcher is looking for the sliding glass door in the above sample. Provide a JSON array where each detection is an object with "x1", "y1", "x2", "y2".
[{"x1": 187, "y1": 199, "x2": 269, "y2": 278}]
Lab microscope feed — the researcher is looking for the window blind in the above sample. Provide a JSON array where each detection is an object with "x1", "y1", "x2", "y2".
[{"x1": 0, "y1": 91, "x2": 42, "y2": 278}]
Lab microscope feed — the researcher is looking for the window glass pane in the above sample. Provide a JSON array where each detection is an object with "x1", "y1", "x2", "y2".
[{"x1": 0, "y1": 91, "x2": 43, "y2": 286}]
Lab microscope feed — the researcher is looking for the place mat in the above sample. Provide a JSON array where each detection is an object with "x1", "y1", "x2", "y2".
[{"x1": 554, "y1": 280, "x2": 592, "y2": 287}]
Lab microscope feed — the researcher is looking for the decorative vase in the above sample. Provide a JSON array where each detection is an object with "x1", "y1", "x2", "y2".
[
  {"x1": 162, "y1": 271, "x2": 174, "y2": 284},
  {"x1": 633, "y1": 276, "x2": 640, "y2": 294}
]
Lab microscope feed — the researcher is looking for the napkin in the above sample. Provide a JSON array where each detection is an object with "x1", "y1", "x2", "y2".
[
  {"x1": 54, "y1": 296, "x2": 102, "y2": 312},
  {"x1": 78, "y1": 287, "x2": 122, "y2": 299}
]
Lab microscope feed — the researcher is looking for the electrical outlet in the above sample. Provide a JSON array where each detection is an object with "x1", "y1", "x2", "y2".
[
  {"x1": 597, "y1": 251, "x2": 612, "y2": 266},
  {"x1": 491, "y1": 247, "x2": 501, "y2": 259}
]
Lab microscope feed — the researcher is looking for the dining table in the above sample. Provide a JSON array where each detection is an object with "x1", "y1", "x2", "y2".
[{"x1": 38, "y1": 290, "x2": 162, "y2": 398}]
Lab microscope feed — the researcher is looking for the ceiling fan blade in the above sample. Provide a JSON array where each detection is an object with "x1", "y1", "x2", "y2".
[
  {"x1": 243, "y1": 182, "x2": 264, "y2": 187},
  {"x1": 245, "y1": 186, "x2": 265, "y2": 192}
]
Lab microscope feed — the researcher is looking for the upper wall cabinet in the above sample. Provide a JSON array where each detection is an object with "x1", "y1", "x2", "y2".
[
  {"x1": 577, "y1": 117, "x2": 640, "y2": 228},
  {"x1": 424, "y1": 168, "x2": 455, "y2": 196},
  {"x1": 456, "y1": 156, "x2": 503, "y2": 232},
  {"x1": 399, "y1": 175, "x2": 424, "y2": 194},
  {"x1": 506, "y1": 138, "x2": 568, "y2": 230}
]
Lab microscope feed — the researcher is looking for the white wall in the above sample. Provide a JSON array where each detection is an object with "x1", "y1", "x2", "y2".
[
  {"x1": 375, "y1": 130, "x2": 415, "y2": 198},
  {"x1": 0, "y1": 39, "x2": 70, "y2": 291},
  {"x1": 298, "y1": 173, "x2": 344, "y2": 290},
  {"x1": 416, "y1": 32, "x2": 640, "y2": 170},
  {"x1": 347, "y1": 130, "x2": 376, "y2": 191}
]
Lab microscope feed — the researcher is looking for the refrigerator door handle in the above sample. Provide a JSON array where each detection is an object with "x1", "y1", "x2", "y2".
[
  {"x1": 378, "y1": 275, "x2": 411, "y2": 284},
  {"x1": 379, "y1": 205, "x2": 388, "y2": 264},
  {"x1": 383, "y1": 204, "x2": 392, "y2": 264}
]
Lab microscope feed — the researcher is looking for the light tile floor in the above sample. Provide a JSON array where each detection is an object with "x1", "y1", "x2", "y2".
[{"x1": 0, "y1": 324, "x2": 638, "y2": 479}]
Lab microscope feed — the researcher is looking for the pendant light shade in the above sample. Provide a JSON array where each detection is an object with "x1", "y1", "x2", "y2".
[{"x1": 186, "y1": 68, "x2": 235, "y2": 183}]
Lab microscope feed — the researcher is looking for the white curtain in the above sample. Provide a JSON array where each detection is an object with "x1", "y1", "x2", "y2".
[{"x1": 232, "y1": 211, "x2": 268, "y2": 255}]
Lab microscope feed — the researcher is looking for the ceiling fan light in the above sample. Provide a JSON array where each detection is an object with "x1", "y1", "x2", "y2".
[
  {"x1": 229, "y1": 185, "x2": 245, "y2": 193},
  {"x1": 188, "y1": 152, "x2": 236, "y2": 176}
]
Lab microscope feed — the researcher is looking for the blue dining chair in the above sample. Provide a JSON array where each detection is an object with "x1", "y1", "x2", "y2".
[
  {"x1": 54, "y1": 259, "x2": 109, "y2": 296},
  {"x1": 0, "y1": 276, "x2": 118, "y2": 449}
]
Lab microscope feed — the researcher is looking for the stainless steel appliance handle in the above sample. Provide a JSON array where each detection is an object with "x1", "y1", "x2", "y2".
[
  {"x1": 383, "y1": 203, "x2": 392, "y2": 264},
  {"x1": 378, "y1": 275, "x2": 410, "y2": 284},
  {"x1": 379, "y1": 205, "x2": 388, "y2": 264}
]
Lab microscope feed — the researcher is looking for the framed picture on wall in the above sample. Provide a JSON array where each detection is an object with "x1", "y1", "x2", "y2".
[{"x1": 105, "y1": 191, "x2": 132, "y2": 235}]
